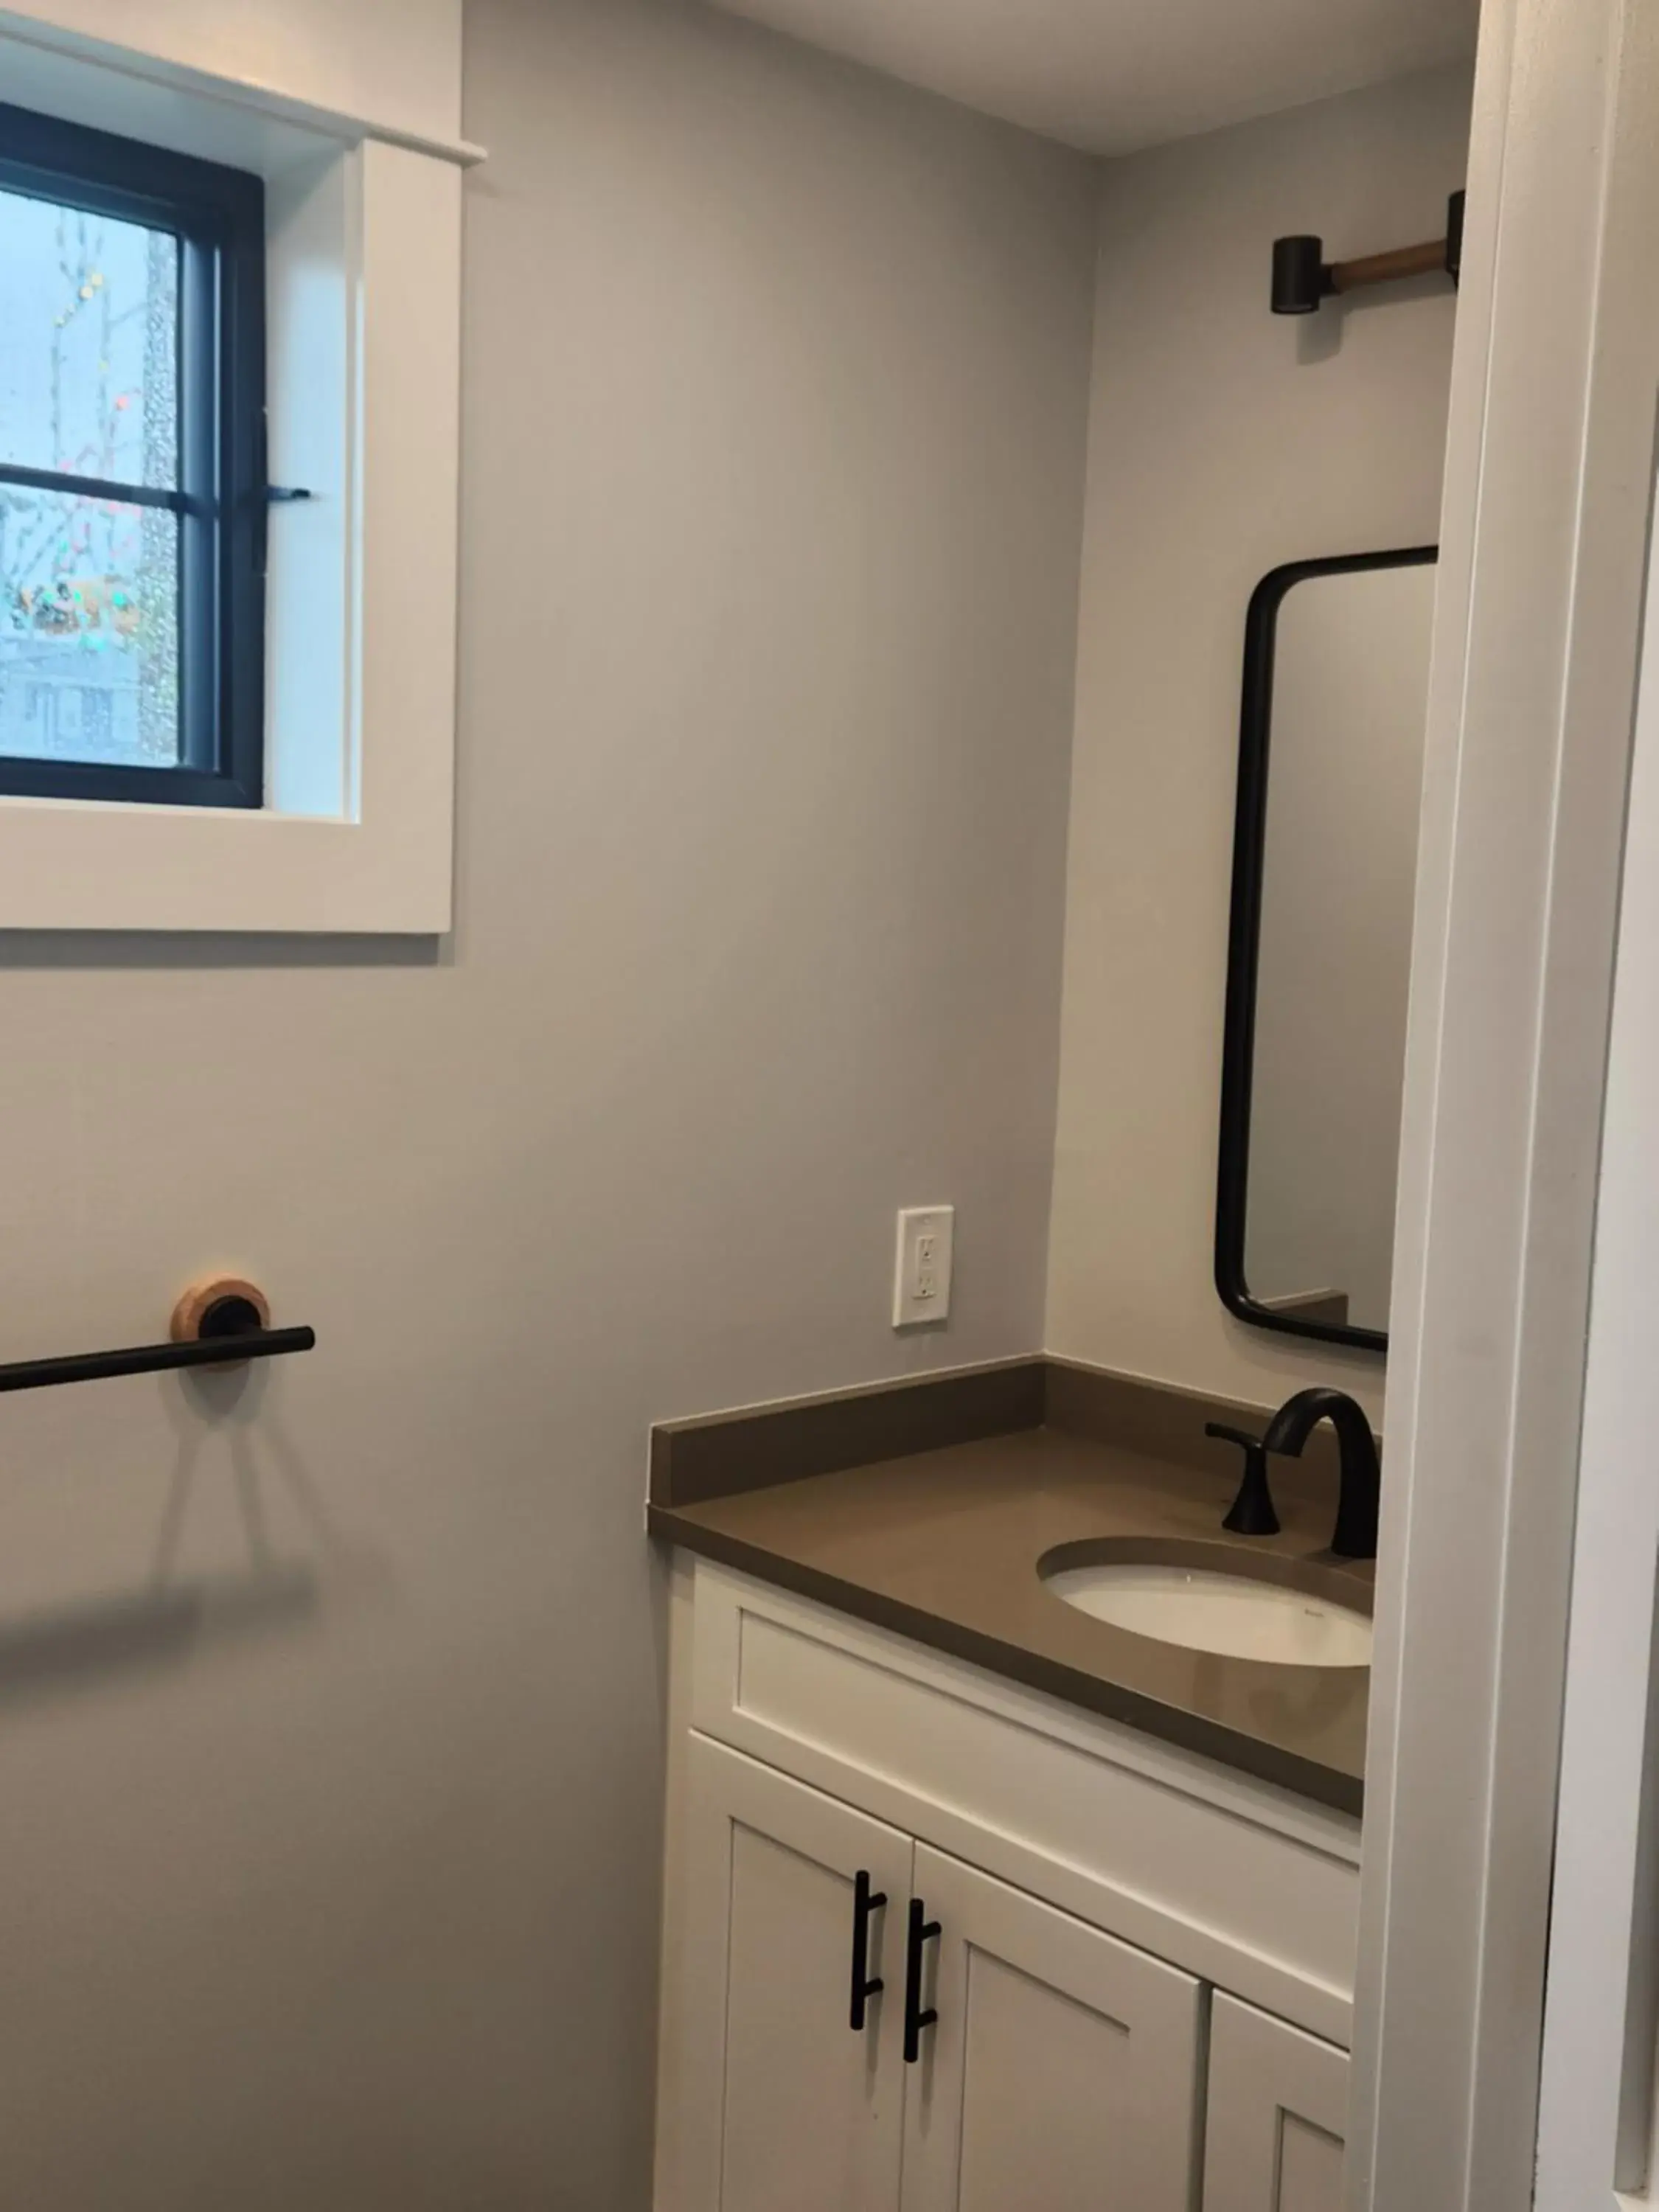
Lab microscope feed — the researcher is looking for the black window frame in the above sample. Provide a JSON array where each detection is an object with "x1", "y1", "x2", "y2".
[{"x1": 0, "y1": 100, "x2": 266, "y2": 809}]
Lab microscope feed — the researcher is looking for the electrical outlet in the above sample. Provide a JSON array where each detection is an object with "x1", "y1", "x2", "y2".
[{"x1": 893, "y1": 1206, "x2": 954, "y2": 1328}]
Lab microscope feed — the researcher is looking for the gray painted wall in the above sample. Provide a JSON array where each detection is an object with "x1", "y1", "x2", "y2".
[
  {"x1": 0, "y1": 3, "x2": 1097, "y2": 2202},
  {"x1": 1046, "y1": 64, "x2": 1472, "y2": 1420}
]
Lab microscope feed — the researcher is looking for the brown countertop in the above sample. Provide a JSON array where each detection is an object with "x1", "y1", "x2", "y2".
[{"x1": 649, "y1": 1385, "x2": 1373, "y2": 1817}]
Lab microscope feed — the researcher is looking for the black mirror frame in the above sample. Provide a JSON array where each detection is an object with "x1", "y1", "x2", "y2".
[{"x1": 1214, "y1": 543, "x2": 1439, "y2": 1356}]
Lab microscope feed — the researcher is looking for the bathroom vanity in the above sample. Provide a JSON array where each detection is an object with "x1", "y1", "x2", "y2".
[{"x1": 649, "y1": 1363, "x2": 1370, "y2": 2212}]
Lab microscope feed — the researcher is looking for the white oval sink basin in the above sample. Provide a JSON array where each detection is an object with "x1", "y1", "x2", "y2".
[{"x1": 1043, "y1": 1560, "x2": 1371, "y2": 1668}]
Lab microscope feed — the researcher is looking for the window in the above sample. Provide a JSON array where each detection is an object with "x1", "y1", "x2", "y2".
[
  {"x1": 0, "y1": 43, "x2": 464, "y2": 932},
  {"x1": 0, "y1": 100, "x2": 265, "y2": 807}
]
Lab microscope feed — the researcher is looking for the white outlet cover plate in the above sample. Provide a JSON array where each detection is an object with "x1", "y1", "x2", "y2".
[{"x1": 894, "y1": 1206, "x2": 954, "y2": 1327}]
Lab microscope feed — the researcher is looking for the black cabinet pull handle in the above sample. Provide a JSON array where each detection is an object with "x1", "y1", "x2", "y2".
[
  {"x1": 903, "y1": 1896, "x2": 941, "y2": 2063},
  {"x1": 849, "y1": 1869, "x2": 886, "y2": 2031}
]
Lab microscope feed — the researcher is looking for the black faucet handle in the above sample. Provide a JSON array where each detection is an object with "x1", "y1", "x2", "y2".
[
  {"x1": 1205, "y1": 1422, "x2": 1281, "y2": 1538},
  {"x1": 1206, "y1": 1422, "x2": 1262, "y2": 1452}
]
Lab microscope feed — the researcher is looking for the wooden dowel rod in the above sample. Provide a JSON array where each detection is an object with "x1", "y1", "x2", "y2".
[{"x1": 1329, "y1": 238, "x2": 1447, "y2": 294}]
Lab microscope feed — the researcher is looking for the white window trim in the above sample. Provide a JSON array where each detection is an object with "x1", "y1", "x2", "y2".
[
  {"x1": 0, "y1": 1, "x2": 487, "y2": 166},
  {"x1": 0, "y1": 11, "x2": 473, "y2": 932}
]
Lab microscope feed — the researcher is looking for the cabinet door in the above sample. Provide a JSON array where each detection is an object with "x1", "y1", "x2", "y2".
[
  {"x1": 658, "y1": 1733, "x2": 913, "y2": 2212},
  {"x1": 900, "y1": 1844, "x2": 1203, "y2": 2212},
  {"x1": 1202, "y1": 1993, "x2": 1349, "y2": 2212}
]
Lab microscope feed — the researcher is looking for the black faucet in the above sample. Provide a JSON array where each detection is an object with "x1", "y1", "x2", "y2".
[
  {"x1": 1260, "y1": 1387, "x2": 1380, "y2": 1561},
  {"x1": 1205, "y1": 1422, "x2": 1281, "y2": 1536}
]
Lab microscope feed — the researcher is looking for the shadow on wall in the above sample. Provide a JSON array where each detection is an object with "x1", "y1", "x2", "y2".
[
  {"x1": 0, "y1": 1363, "x2": 386, "y2": 1708},
  {"x1": 1295, "y1": 268, "x2": 1453, "y2": 366}
]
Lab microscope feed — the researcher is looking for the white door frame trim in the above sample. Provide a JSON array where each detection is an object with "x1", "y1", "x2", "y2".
[
  {"x1": 1534, "y1": 437, "x2": 1659, "y2": 2211},
  {"x1": 1533, "y1": 10, "x2": 1659, "y2": 2189},
  {"x1": 1352, "y1": 0, "x2": 1659, "y2": 2204}
]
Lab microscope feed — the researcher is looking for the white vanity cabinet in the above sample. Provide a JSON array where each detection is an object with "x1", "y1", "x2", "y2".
[
  {"x1": 1203, "y1": 1995, "x2": 1349, "y2": 2212},
  {"x1": 665, "y1": 1736, "x2": 1203, "y2": 2212},
  {"x1": 655, "y1": 1558, "x2": 1358, "y2": 2212},
  {"x1": 665, "y1": 1739, "x2": 912, "y2": 2212},
  {"x1": 901, "y1": 1844, "x2": 1202, "y2": 2212}
]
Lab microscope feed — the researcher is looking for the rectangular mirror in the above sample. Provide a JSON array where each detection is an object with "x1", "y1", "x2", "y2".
[{"x1": 1215, "y1": 545, "x2": 1438, "y2": 1353}]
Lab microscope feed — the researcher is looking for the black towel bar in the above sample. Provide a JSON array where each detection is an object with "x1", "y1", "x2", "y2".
[{"x1": 0, "y1": 1283, "x2": 315, "y2": 1396}]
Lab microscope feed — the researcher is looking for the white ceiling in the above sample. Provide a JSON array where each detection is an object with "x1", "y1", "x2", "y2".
[{"x1": 708, "y1": 0, "x2": 1479, "y2": 157}]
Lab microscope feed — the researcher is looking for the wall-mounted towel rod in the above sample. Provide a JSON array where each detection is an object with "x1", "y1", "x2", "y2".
[
  {"x1": 0, "y1": 1279, "x2": 314, "y2": 1397},
  {"x1": 1271, "y1": 189, "x2": 1464, "y2": 315}
]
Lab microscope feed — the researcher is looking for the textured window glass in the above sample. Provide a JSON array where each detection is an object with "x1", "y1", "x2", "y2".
[
  {"x1": 0, "y1": 188, "x2": 181, "y2": 768},
  {"x1": 0, "y1": 187, "x2": 178, "y2": 484},
  {"x1": 0, "y1": 487, "x2": 178, "y2": 768}
]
